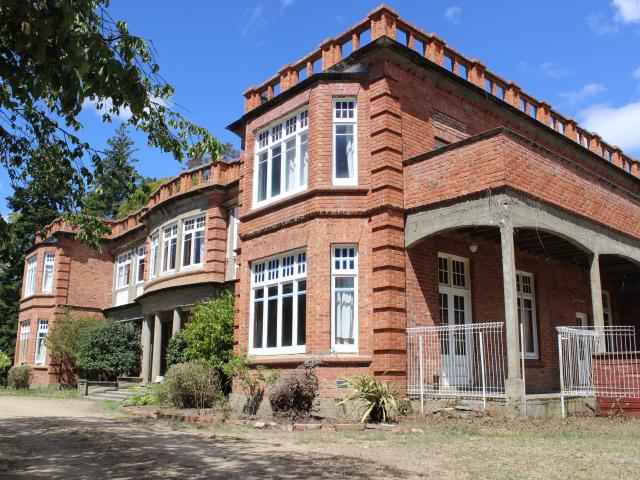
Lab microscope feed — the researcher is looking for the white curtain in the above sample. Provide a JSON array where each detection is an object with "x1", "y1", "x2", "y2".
[
  {"x1": 345, "y1": 132, "x2": 355, "y2": 179},
  {"x1": 335, "y1": 289, "x2": 354, "y2": 343}
]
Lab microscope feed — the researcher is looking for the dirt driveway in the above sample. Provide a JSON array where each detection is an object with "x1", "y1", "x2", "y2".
[{"x1": 1, "y1": 395, "x2": 640, "y2": 479}]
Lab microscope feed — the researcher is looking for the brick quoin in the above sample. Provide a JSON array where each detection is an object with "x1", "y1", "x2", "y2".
[{"x1": 15, "y1": 5, "x2": 640, "y2": 401}]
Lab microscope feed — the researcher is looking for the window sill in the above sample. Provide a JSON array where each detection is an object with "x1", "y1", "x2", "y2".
[{"x1": 247, "y1": 353, "x2": 372, "y2": 366}]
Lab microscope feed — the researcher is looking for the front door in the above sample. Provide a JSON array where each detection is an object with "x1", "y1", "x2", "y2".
[{"x1": 438, "y1": 254, "x2": 473, "y2": 388}]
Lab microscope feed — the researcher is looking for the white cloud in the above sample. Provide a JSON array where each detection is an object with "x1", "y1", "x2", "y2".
[
  {"x1": 82, "y1": 97, "x2": 132, "y2": 121},
  {"x1": 559, "y1": 83, "x2": 606, "y2": 104},
  {"x1": 540, "y1": 62, "x2": 573, "y2": 80},
  {"x1": 633, "y1": 66, "x2": 640, "y2": 79},
  {"x1": 241, "y1": 5, "x2": 268, "y2": 36},
  {"x1": 587, "y1": 12, "x2": 619, "y2": 35},
  {"x1": 612, "y1": 0, "x2": 640, "y2": 23},
  {"x1": 281, "y1": 0, "x2": 295, "y2": 7},
  {"x1": 579, "y1": 101, "x2": 640, "y2": 153},
  {"x1": 444, "y1": 6, "x2": 462, "y2": 24}
]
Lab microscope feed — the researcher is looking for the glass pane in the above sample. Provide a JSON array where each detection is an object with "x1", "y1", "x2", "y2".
[
  {"x1": 285, "y1": 139, "x2": 296, "y2": 192},
  {"x1": 183, "y1": 232, "x2": 192, "y2": 266},
  {"x1": 300, "y1": 132, "x2": 308, "y2": 186},
  {"x1": 453, "y1": 295, "x2": 466, "y2": 355},
  {"x1": 271, "y1": 146, "x2": 281, "y2": 197},
  {"x1": 335, "y1": 125, "x2": 354, "y2": 179},
  {"x1": 169, "y1": 239, "x2": 177, "y2": 270},
  {"x1": 438, "y1": 257, "x2": 449, "y2": 285},
  {"x1": 334, "y1": 277, "x2": 355, "y2": 344},
  {"x1": 523, "y1": 298, "x2": 534, "y2": 354},
  {"x1": 253, "y1": 291, "x2": 263, "y2": 349},
  {"x1": 297, "y1": 281, "x2": 306, "y2": 346},
  {"x1": 282, "y1": 283, "x2": 293, "y2": 347},
  {"x1": 194, "y1": 231, "x2": 204, "y2": 264},
  {"x1": 257, "y1": 152, "x2": 268, "y2": 201},
  {"x1": 267, "y1": 286, "x2": 278, "y2": 348},
  {"x1": 439, "y1": 292, "x2": 449, "y2": 354}
]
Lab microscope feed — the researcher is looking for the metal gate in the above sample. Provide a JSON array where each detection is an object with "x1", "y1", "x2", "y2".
[
  {"x1": 407, "y1": 322, "x2": 506, "y2": 411},
  {"x1": 557, "y1": 325, "x2": 640, "y2": 417}
]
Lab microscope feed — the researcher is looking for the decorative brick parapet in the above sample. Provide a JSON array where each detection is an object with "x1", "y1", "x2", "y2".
[{"x1": 241, "y1": 4, "x2": 639, "y2": 176}]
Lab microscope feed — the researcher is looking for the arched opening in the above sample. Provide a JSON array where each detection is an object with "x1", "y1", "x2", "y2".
[{"x1": 599, "y1": 254, "x2": 640, "y2": 333}]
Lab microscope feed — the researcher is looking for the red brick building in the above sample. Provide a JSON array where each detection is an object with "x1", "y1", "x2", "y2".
[{"x1": 16, "y1": 5, "x2": 640, "y2": 408}]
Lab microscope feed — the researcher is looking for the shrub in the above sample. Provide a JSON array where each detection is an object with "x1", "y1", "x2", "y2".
[
  {"x1": 76, "y1": 320, "x2": 141, "y2": 381},
  {"x1": 166, "y1": 330, "x2": 187, "y2": 368},
  {"x1": 267, "y1": 361, "x2": 318, "y2": 419},
  {"x1": 7, "y1": 365, "x2": 32, "y2": 390},
  {"x1": 182, "y1": 291, "x2": 234, "y2": 374},
  {"x1": 46, "y1": 313, "x2": 103, "y2": 386},
  {"x1": 164, "y1": 361, "x2": 222, "y2": 411},
  {"x1": 223, "y1": 354, "x2": 279, "y2": 415},
  {"x1": 148, "y1": 382, "x2": 170, "y2": 406},
  {"x1": 339, "y1": 376, "x2": 399, "y2": 424},
  {"x1": 129, "y1": 393, "x2": 154, "y2": 406},
  {"x1": 0, "y1": 351, "x2": 11, "y2": 387}
]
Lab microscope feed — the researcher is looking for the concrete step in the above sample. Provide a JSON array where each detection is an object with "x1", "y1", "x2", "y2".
[{"x1": 87, "y1": 388, "x2": 144, "y2": 402}]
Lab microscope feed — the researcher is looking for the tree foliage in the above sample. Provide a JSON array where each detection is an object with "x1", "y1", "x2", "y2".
[
  {"x1": 75, "y1": 320, "x2": 141, "y2": 381},
  {"x1": 0, "y1": 0, "x2": 224, "y2": 247},
  {"x1": 0, "y1": 350, "x2": 11, "y2": 387},
  {"x1": 83, "y1": 124, "x2": 139, "y2": 218},
  {"x1": 182, "y1": 291, "x2": 235, "y2": 371},
  {"x1": 166, "y1": 329, "x2": 187, "y2": 368},
  {"x1": 114, "y1": 176, "x2": 169, "y2": 219}
]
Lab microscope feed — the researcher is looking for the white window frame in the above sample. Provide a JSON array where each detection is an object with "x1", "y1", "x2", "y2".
[
  {"x1": 182, "y1": 215, "x2": 206, "y2": 269},
  {"x1": 161, "y1": 224, "x2": 178, "y2": 274},
  {"x1": 332, "y1": 98, "x2": 358, "y2": 186},
  {"x1": 227, "y1": 206, "x2": 239, "y2": 278},
  {"x1": 249, "y1": 249, "x2": 307, "y2": 355},
  {"x1": 516, "y1": 271, "x2": 539, "y2": 359},
  {"x1": 149, "y1": 233, "x2": 159, "y2": 279},
  {"x1": 34, "y1": 319, "x2": 48, "y2": 366},
  {"x1": 115, "y1": 252, "x2": 132, "y2": 291},
  {"x1": 41, "y1": 253, "x2": 55, "y2": 294},
  {"x1": 135, "y1": 246, "x2": 146, "y2": 284},
  {"x1": 331, "y1": 245, "x2": 359, "y2": 353},
  {"x1": 253, "y1": 107, "x2": 309, "y2": 208},
  {"x1": 18, "y1": 321, "x2": 30, "y2": 364},
  {"x1": 24, "y1": 255, "x2": 37, "y2": 297}
]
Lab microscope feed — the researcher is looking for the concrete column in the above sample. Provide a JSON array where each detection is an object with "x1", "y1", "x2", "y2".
[
  {"x1": 151, "y1": 313, "x2": 163, "y2": 381},
  {"x1": 140, "y1": 315, "x2": 153, "y2": 383},
  {"x1": 590, "y1": 253, "x2": 606, "y2": 352},
  {"x1": 500, "y1": 222, "x2": 524, "y2": 407},
  {"x1": 172, "y1": 309, "x2": 182, "y2": 337}
]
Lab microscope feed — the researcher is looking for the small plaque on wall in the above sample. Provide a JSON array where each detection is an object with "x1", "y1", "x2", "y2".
[{"x1": 336, "y1": 379, "x2": 349, "y2": 389}]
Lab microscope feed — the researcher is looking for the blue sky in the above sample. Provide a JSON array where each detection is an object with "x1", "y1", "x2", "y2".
[{"x1": 2, "y1": 0, "x2": 640, "y2": 216}]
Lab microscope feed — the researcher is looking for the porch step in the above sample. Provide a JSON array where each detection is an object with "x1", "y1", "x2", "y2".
[{"x1": 86, "y1": 388, "x2": 143, "y2": 402}]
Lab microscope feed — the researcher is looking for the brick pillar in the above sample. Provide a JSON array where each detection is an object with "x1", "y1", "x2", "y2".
[
  {"x1": 611, "y1": 149, "x2": 624, "y2": 168},
  {"x1": 425, "y1": 35, "x2": 445, "y2": 66},
  {"x1": 368, "y1": 4, "x2": 398, "y2": 40},
  {"x1": 206, "y1": 193, "x2": 229, "y2": 281},
  {"x1": 468, "y1": 59, "x2": 486, "y2": 88},
  {"x1": 368, "y1": 61, "x2": 407, "y2": 393},
  {"x1": 504, "y1": 81, "x2": 521, "y2": 109},
  {"x1": 589, "y1": 134, "x2": 602, "y2": 156},
  {"x1": 320, "y1": 39, "x2": 337, "y2": 71},
  {"x1": 243, "y1": 87, "x2": 260, "y2": 113},
  {"x1": 141, "y1": 315, "x2": 152, "y2": 383},
  {"x1": 500, "y1": 221, "x2": 524, "y2": 410},
  {"x1": 565, "y1": 119, "x2": 578, "y2": 142},
  {"x1": 536, "y1": 101, "x2": 551, "y2": 127}
]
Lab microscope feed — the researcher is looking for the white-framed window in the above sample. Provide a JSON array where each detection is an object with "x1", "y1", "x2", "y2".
[
  {"x1": 24, "y1": 256, "x2": 37, "y2": 297},
  {"x1": 227, "y1": 206, "x2": 239, "y2": 279},
  {"x1": 516, "y1": 271, "x2": 538, "y2": 359},
  {"x1": 333, "y1": 99, "x2": 357, "y2": 185},
  {"x1": 18, "y1": 321, "x2": 30, "y2": 364},
  {"x1": 182, "y1": 215, "x2": 206, "y2": 268},
  {"x1": 161, "y1": 224, "x2": 178, "y2": 273},
  {"x1": 437, "y1": 254, "x2": 472, "y2": 357},
  {"x1": 250, "y1": 250, "x2": 307, "y2": 355},
  {"x1": 41, "y1": 253, "x2": 55, "y2": 294},
  {"x1": 135, "y1": 246, "x2": 146, "y2": 283},
  {"x1": 149, "y1": 233, "x2": 159, "y2": 279},
  {"x1": 331, "y1": 245, "x2": 358, "y2": 352},
  {"x1": 115, "y1": 252, "x2": 132, "y2": 290},
  {"x1": 254, "y1": 107, "x2": 309, "y2": 206},
  {"x1": 34, "y1": 319, "x2": 48, "y2": 365}
]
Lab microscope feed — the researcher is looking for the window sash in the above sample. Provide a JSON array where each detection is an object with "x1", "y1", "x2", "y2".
[
  {"x1": 161, "y1": 225, "x2": 178, "y2": 273},
  {"x1": 35, "y1": 320, "x2": 48, "y2": 365},
  {"x1": 516, "y1": 271, "x2": 538, "y2": 359},
  {"x1": 332, "y1": 99, "x2": 357, "y2": 185},
  {"x1": 150, "y1": 235, "x2": 159, "y2": 278},
  {"x1": 41, "y1": 253, "x2": 55, "y2": 293},
  {"x1": 331, "y1": 245, "x2": 358, "y2": 352},
  {"x1": 115, "y1": 253, "x2": 131, "y2": 290},
  {"x1": 437, "y1": 253, "x2": 470, "y2": 291},
  {"x1": 136, "y1": 246, "x2": 146, "y2": 283},
  {"x1": 254, "y1": 108, "x2": 308, "y2": 206},
  {"x1": 25, "y1": 256, "x2": 37, "y2": 296},
  {"x1": 182, "y1": 216, "x2": 206, "y2": 268},
  {"x1": 250, "y1": 250, "x2": 307, "y2": 355},
  {"x1": 18, "y1": 321, "x2": 30, "y2": 364}
]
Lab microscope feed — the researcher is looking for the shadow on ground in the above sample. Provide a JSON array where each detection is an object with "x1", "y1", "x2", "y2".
[{"x1": 0, "y1": 415, "x2": 414, "y2": 479}]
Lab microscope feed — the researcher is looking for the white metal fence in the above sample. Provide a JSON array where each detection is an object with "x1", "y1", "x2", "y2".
[
  {"x1": 407, "y1": 322, "x2": 506, "y2": 410},
  {"x1": 557, "y1": 325, "x2": 640, "y2": 416}
]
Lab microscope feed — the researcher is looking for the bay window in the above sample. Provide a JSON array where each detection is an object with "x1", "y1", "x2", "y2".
[
  {"x1": 24, "y1": 256, "x2": 37, "y2": 297},
  {"x1": 331, "y1": 245, "x2": 358, "y2": 352},
  {"x1": 41, "y1": 253, "x2": 55, "y2": 293},
  {"x1": 182, "y1": 215, "x2": 205, "y2": 268},
  {"x1": 250, "y1": 250, "x2": 307, "y2": 354},
  {"x1": 333, "y1": 99, "x2": 357, "y2": 185},
  {"x1": 516, "y1": 271, "x2": 538, "y2": 359},
  {"x1": 254, "y1": 108, "x2": 308, "y2": 206},
  {"x1": 162, "y1": 224, "x2": 178, "y2": 273},
  {"x1": 35, "y1": 319, "x2": 48, "y2": 365}
]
